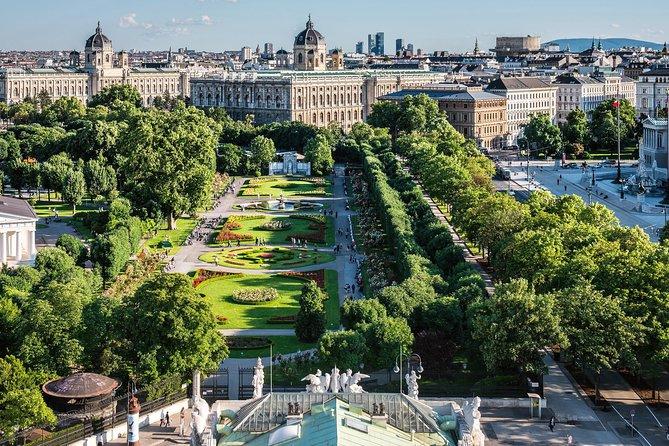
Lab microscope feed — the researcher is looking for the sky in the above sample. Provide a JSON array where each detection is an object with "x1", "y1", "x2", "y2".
[{"x1": 0, "y1": 0, "x2": 666, "y2": 53}]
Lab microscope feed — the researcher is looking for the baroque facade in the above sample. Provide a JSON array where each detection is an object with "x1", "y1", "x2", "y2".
[
  {"x1": 0, "y1": 23, "x2": 189, "y2": 106},
  {"x1": 190, "y1": 18, "x2": 448, "y2": 130},
  {"x1": 636, "y1": 66, "x2": 669, "y2": 117},
  {"x1": 487, "y1": 77, "x2": 557, "y2": 146}
]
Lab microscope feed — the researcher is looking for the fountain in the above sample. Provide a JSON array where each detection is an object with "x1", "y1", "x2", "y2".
[{"x1": 624, "y1": 154, "x2": 664, "y2": 197}]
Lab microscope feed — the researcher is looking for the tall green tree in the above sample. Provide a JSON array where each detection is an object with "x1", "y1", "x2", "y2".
[
  {"x1": 61, "y1": 167, "x2": 86, "y2": 213},
  {"x1": 123, "y1": 273, "x2": 228, "y2": 383},
  {"x1": 318, "y1": 331, "x2": 368, "y2": 371},
  {"x1": 589, "y1": 98, "x2": 637, "y2": 153},
  {"x1": 118, "y1": 106, "x2": 218, "y2": 229},
  {"x1": 470, "y1": 279, "x2": 565, "y2": 375},
  {"x1": 522, "y1": 114, "x2": 563, "y2": 156},
  {"x1": 304, "y1": 133, "x2": 334, "y2": 175},
  {"x1": 295, "y1": 281, "x2": 326, "y2": 343},
  {"x1": 247, "y1": 135, "x2": 276, "y2": 176},
  {"x1": 89, "y1": 84, "x2": 142, "y2": 108}
]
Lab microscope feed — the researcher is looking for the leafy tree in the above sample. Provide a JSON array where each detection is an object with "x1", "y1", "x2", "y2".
[
  {"x1": 0, "y1": 297, "x2": 21, "y2": 355},
  {"x1": 90, "y1": 227, "x2": 131, "y2": 284},
  {"x1": 247, "y1": 135, "x2": 276, "y2": 176},
  {"x1": 522, "y1": 114, "x2": 563, "y2": 156},
  {"x1": 118, "y1": 106, "x2": 218, "y2": 229},
  {"x1": 55, "y1": 234, "x2": 87, "y2": 265},
  {"x1": 362, "y1": 316, "x2": 413, "y2": 370},
  {"x1": 41, "y1": 152, "x2": 74, "y2": 199},
  {"x1": 61, "y1": 167, "x2": 86, "y2": 213},
  {"x1": 304, "y1": 133, "x2": 334, "y2": 175},
  {"x1": 589, "y1": 98, "x2": 637, "y2": 153},
  {"x1": 318, "y1": 330, "x2": 368, "y2": 371},
  {"x1": 367, "y1": 100, "x2": 401, "y2": 143},
  {"x1": 89, "y1": 84, "x2": 142, "y2": 108},
  {"x1": 341, "y1": 298, "x2": 387, "y2": 329},
  {"x1": 217, "y1": 143, "x2": 243, "y2": 174},
  {"x1": 295, "y1": 281, "x2": 327, "y2": 342},
  {"x1": 562, "y1": 108, "x2": 588, "y2": 147},
  {"x1": 470, "y1": 279, "x2": 565, "y2": 375},
  {"x1": 553, "y1": 284, "x2": 639, "y2": 401},
  {"x1": 85, "y1": 157, "x2": 117, "y2": 199},
  {"x1": 0, "y1": 356, "x2": 56, "y2": 437},
  {"x1": 40, "y1": 97, "x2": 86, "y2": 126},
  {"x1": 123, "y1": 273, "x2": 228, "y2": 383}
]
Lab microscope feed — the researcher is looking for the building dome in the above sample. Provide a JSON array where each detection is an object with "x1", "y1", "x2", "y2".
[
  {"x1": 43, "y1": 372, "x2": 120, "y2": 399},
  {"x1": 276, "y1": 49, "x2": 288, "y2": 55},
  {"x1": 85, "y1": 22, "x2": 112, "y2": 50},
  {"x1": 294, "y1": 16, "x2": 325, "y2": 47}
]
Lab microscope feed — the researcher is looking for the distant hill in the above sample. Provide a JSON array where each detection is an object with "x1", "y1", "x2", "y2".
[{"x1": 546, "y1": 38, "x2": 664, "y2": 52}]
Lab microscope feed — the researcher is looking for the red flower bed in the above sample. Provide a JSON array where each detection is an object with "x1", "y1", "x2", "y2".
[
  {"x1": 279, "y1": 270, "x2": 325, "y2": 289},
  {"x1": 193, "y1": 270, "x2": 243, "y2": 288}
]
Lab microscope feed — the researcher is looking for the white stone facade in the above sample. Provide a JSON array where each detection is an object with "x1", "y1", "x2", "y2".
[
  {"x1": 636, "y1": 67, "x2": 669, "y2": 117},
  {"x1": 487, "y1": 77, "x2": 557, "y2": 145},
  {"x1": 640, "y1": 117, "x2": 669, "y2": 182},
  {"x1": 0, "y1": 23, "x2": 189, "y2": 107},
  {"x1": 0, "y1": 197, "x2": 38, "y2": 267},
  {"x1": 554, "y1": 73, "x2": 636, "y2": 123}
]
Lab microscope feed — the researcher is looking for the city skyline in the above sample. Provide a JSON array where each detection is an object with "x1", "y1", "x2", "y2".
[{"x1": 0, "y1": 0, "x2": 666, "y2": 53}]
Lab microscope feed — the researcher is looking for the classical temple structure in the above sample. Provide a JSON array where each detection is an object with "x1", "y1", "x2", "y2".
[
  {"x1": 0, "y1": 23, "x2": 189, "y2": 106},
  {"x1": 0, "y1": 196, "x2": 37, "y2": 267},
  {"x1": 190, "y1": 17, "x2": 448, "y2": 130}
]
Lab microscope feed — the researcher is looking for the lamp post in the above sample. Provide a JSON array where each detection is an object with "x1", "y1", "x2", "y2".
[
  {"x1": 393, "y1": 347, "x2": 424, "y2": 395},
  {"x1": 613, "y1": 97, "x2": 624, "y2": 199}
]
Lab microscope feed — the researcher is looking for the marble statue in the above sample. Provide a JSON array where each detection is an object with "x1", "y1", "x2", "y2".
[
  {"x1": 339, "y1": 369, "x2": 351, "y2": 392},
  {"x1": 190, "y1": 397, "x2": 210, "y2": 446},
  {"x1": 462, "y1": 396, "x2": 485, "y2": 446},
  {"x1": 330, "y1": 366, "x2": 341, "y2": 393},
  {"x1": 347, "y1": 371, "x2": 370, "y2": 394},
  {"x1": 405, "y1": 370, "x2": 421, "y2": 399},
  {"x1": 252, "y1": 357, "x2": 264, "y2": 399},
  {"x1": 302, "y1": 367, "x2": 368, "y2": 393},
  {"x1": 301, "y1": 369, "x2": 329, "y2": 393},
  {"x1": 652, "y1": 160, "x2": 658, "y2": 181}
]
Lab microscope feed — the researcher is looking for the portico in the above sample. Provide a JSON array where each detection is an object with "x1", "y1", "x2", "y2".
[{"x1": 0, "y1": 197, "x2": 38, "y2": 267}]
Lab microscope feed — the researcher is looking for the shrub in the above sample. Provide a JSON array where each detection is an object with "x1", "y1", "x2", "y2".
[
  {"x1": 231, "y1": 287, "x2": 279, "y2": 304},
  {"x1": 226, "y1": 336, "x2": 271, "y2": 349},
  {"x1": 56, "y1": 233, "x2": 87, "y2": 265},
  {"x1": 295, "y1": 281, "x2": 326, "y2": 342}
]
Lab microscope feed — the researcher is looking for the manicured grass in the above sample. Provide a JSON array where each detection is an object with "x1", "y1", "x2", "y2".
[
  {"x1": 32, "y1": 200, "x2": 97, "y2": 218},
  {"x1": 239, "y1": 176, "x2": 332, "y2": 197},
  {"x1": 199, "y1": 247, "x2": 335, "y2": 270},
  {"x1": 145, "y1": 217, "x2": 198, "y2": 255},
  {"x1": 196, "y1": 270, "x2": 340, "y2": 329},
  {"x1": 210, "y1": 215, "x2": 335, "y2": 246},
  {"x1": 225, "y1": 336, "x2": 317, "y2": 359}
]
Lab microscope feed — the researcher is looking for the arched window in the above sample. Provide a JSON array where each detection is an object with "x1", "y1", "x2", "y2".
[
  {"x1": 266, "y1": 95, "x2": 271, "y2": 106},
  {"x1": 106, "y1": 54, "x2": 110, "y2": 63},
  {"x1": 275, "y1": 95, "x2": 281, "y2": 108},
  {"x1": 298, "y1": 96, "x2": 303, "y2": 107},
  {"x1": 327, "y1": 112, "x2": 331, "y2": 122},
  {"x1": 298, "y1": 53, "x2": 303, "y2": 64},
  {"x1": 320, "y1": 112, "x2": 324, "y2": 123},
  {"x1": 313, "y1": 113, "x2": 317, "y2": 123}
]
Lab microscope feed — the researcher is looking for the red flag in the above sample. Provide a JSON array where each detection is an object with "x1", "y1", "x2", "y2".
[{"x1": 612, "y1": 100, "x2": 620, "y2": 108}]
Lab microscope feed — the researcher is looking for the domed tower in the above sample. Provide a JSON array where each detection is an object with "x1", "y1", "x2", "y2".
[
  {"x1": 84, "y1": 21, "x2": 114, "y2": 71},
  {"x1": 330, "y1": 48, "x2": 343, "y2": 70},
  {"x1": 293, "y1": 15, "x2": 326, "y2": 71}
]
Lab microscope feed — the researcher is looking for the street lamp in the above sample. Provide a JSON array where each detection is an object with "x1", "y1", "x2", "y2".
[
  {"x1": 393, "y1": 347, "x2": 424, "y2": 395},
  {"x1": 613, "y1": 95, "x2": 624, "y2": 199}
]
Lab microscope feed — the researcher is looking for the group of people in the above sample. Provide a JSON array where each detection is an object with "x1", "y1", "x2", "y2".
[
  {"x1": 255, "y1": 237, "x2": 268, "y2": 246},
  {"x1": 186, "y1": 217, "x2": 221, "y2": 246},
  {"x1": 290, "y1": 237, "x2": 310, "y2": 248},
  {"x1": 159, "y1": 407, "x2": 187, "y2": 437}
]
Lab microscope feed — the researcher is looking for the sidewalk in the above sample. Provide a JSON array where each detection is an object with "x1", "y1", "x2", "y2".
[{"x1": 543, "y1": 352, "x2": 600, "y2": 423}]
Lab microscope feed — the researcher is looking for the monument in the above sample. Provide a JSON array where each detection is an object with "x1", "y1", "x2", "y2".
[
  {"x1": 301, "y1": 367, "x2": 369, "y2": 393},
  {"x1": 268, "y1": 151, "x2": 311, "y2": 176},
  {"x1": 252, "y1": 358, "x2": 265, "y2": 399}
]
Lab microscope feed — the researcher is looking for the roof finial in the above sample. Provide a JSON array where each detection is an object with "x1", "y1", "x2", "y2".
[
  {"x1": 96, "y1": 21, "x2": 101, "y2": 33},
  {"x1": 307, "y1": 14, "x2": 313, "y2": 28}
]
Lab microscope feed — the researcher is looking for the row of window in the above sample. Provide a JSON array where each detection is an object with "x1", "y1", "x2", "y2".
[{"x1": 296, "y1": 109, "x2": 363, "y2": 125}]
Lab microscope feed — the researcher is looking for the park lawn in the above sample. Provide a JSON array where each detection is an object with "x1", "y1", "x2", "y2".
[
  {"x1": 144, "y1": 217, "x2": 198, "y2": 255},
  {"x1": 587, "y1": 146, "x2": 638, "y2": 160},
  {"x1": 197, "y1": 270, "x2": 340, "y2": 329},
  {"x1": 199, "y1": 247, "x2": 335, "y2": 270},
  {"x1": 32, "y1": 200, "x2": 98, "y2": 218},
  {"x1": 225, "y1": 336, "x2": 317, "y2": 359},
  {"x1": 239, "y1": 176, "x2": 332, "y2": 197},
  {"x1": 210, "y1": 215, "x2": 335, "y2": 246}
]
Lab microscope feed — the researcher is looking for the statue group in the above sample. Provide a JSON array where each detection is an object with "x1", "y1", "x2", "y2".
[
  {"x1": 405, "y1": 370, "x2": 421, "y2": 399},
  {"x1": 301, "y1": 367, "x2": 369, "y2": 393}
]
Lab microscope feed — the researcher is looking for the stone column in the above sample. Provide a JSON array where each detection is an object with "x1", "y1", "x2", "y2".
[
  {"x1": 29, "y1": 230, "x2": 36, "y2": 258},
  {"x1": 15, "y1": 231, "x2": 21, "y2": 261},
  {"x1": 0, "y1": 232, "x2": 6, "y2": 265}
]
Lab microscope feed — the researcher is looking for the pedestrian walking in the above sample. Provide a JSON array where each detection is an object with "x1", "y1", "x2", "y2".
[
  {"x1": 564, "y1": 185, "x2": 567, "y2": 192},
  {"x1": 160, "y1": 410, "x2": 165, "y2": 427},
  {"x1": 548, "y1": 416, "x2": 555, "y2": 432},
  {"x1": 165, "y1": 411, "x2": 170, "y2": 427}
]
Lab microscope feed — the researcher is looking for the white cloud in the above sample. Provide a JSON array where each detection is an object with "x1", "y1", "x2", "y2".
[
  {"x1": 119, "y1": 13, "x2": 139, "y2": 28},
  {"x1": 611, "y1": 23, "x2": 620, "y2": 29}
]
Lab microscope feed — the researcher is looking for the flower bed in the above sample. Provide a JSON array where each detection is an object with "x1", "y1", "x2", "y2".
[
  {"x1": 267, "y1": 315, "x2": 297, "y2": 324},
  {"x1": 225, "y1": 336, "x2": 272, "y2": 350},
  {"x1": 279, "y1": 270, "x2": 326, "y2": 289},
  {"x1": 193, "y1": 270, "x2": 243, "y2": 288},
  {"x1": 259, "y1": 220, "x2": 292, "y2": 231},
  {"x1": 231, "y1": 287, "x2": 279, "y2": 304}
]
